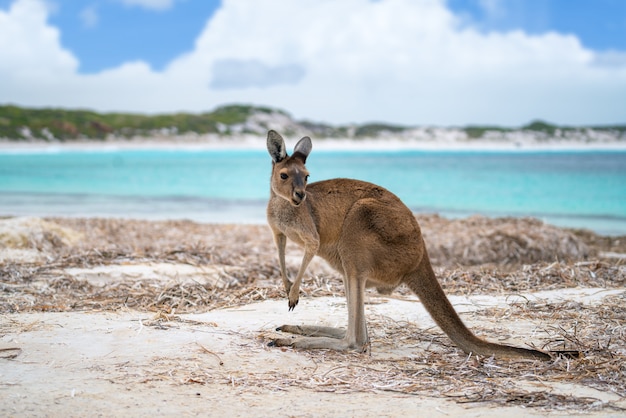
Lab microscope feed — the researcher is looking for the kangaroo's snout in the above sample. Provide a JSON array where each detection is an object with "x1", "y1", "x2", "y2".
[{"x1": 292, "y1": 190, "x2": 306, "y2": 206}]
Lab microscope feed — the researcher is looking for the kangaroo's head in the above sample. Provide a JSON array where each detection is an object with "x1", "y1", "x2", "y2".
[{"x1": 267, "y1": 130, "x2": 312, "y2": 207}]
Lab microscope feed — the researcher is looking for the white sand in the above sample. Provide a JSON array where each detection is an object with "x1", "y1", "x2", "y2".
[
  {"x1": 1, "y1": 261, "x2": 624, "y2": 417},
  {"x1": 2, "y1": 135, "x2": 626, "y2": 153}
]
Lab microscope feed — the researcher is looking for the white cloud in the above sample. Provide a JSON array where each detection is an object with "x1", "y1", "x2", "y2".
[
  {"x1": 117, "y1": 0, "x2": 177, "y2": 11},
  {"x1": 79, "y1": 5, "x2": 98, "y2": 28},
  {"x1": 0, "y1": 0, "x2": 625, "y2": 126},
  {"x1": 0, "y1": 0, "x2": 78, "y2": 79},
  {"x1": 478, "y1": 0, "x2": 506, "y2": 19},
  {"x1": 210, "y1": 59, "x2": 306, "y2": 89},
  {"x1": 593, "y1": 50, "x2": 626, "y2": 68}
]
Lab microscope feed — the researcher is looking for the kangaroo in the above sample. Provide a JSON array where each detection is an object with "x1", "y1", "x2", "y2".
[{"x1": 266, "y1": 130, "x2": 552, "y2": 360}]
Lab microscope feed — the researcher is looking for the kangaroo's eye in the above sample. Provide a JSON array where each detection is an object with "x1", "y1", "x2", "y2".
[
  {"x1": 305, "y1": 175, "x2": 310, "y2": 181},
  {"x1": 280, "y1": 173, "x2": 288, "y2": 180}
]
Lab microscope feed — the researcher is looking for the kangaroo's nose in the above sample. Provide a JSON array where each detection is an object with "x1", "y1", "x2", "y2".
[{"x1": 295, "y1": 191, "x2": 305, "y2": 200}]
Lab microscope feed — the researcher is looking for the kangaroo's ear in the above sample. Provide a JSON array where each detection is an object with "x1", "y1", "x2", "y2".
[
  {"x1": 267, "y1": 130, "x2": 287, "y2": 163},
  {"x1": 292, "y1": 136, "x2": 312, "y2": 163}
]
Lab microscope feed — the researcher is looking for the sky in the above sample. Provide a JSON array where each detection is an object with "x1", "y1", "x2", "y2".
[{"x1": 1, "y1": 0, "x2": 625, "y2": 127}]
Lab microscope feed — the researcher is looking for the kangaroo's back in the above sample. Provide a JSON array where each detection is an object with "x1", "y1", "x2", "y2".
[{"x1": 304, "y1": 178, "x2": 425, "y2": 273}]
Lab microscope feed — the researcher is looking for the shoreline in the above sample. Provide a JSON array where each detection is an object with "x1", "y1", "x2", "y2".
[
  {"x1": 2, "y1": 197, "x2": 626, "y2": 236},
  {"x1": 2, "y1": 137, "x2": 625, "y2": 236},
  {"x1": 2, "y1": 136, "x2": 626, "y2": 152}
]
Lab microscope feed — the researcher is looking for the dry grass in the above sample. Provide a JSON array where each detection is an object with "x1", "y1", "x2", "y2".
[{"x1": 1, "y1": 215, "x2": 625, "y2": 412}]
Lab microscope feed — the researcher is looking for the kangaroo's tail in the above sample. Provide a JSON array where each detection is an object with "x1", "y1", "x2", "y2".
[{"x1": 405, "y1": 244, "x2": 551, "y2": 361}]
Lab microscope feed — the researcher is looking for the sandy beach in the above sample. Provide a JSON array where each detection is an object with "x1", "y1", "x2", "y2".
[
  {"x1": 1, "y1": 214, "x2": 625, "y2": 417},
  {"x1": 2, "y1": 134, "x2": 626, "y2": 152}
]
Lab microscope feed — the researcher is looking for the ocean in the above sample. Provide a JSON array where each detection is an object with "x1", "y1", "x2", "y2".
[{"x1": 1, "y1": 147, "x2": 625, "y2": 235}]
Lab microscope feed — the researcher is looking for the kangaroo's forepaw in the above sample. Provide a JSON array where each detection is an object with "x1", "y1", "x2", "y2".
[
  {"x1": 281, "y1": 280, "x2": 293, "y2": 298},
  {"x1": 288, "y1": 285, "x2": 299, "y2": 310}
]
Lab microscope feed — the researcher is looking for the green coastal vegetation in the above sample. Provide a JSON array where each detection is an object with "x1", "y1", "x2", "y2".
[
  {"x1": 0, "y1": 103, "x2": 624, "y2": 142},
  {"x1": 463, "y1": 120, "x2": 626, "y2": 139},
  {"x1": 0, "y1": 104, "x2": 283, "y2": 140}
]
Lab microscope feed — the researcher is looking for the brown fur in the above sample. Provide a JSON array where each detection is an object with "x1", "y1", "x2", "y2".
[{"x1": 266, "y1": 130, "x2": 551, "y2": 360}]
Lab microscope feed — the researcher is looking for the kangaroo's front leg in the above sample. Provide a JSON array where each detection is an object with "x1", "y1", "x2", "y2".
[
  {"x1": 288, "y1": 245, "x2": 316, "y2": 310},
  {"x1": 274, "y1": 232, "x2": 291, "y2": 294}
]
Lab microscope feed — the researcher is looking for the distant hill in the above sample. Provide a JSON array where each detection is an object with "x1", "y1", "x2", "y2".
[
  {"x1": 0, "y1": 104, "x2": 287, "y2": 140},
  {"x1": 0, "y1": 104, "x2": 625, "y2": 145}
]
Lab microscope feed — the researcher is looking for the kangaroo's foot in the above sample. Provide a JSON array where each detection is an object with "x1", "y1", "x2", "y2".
[
  {"x1": 269, "y1": 325, "x2": 368, "y2": 352},
  {"x1": 277, "y1": 325, "x2": 346, "y2": 339},
  {"x1": 269, "y1": 335, "x2": 367, "y2": 352}
]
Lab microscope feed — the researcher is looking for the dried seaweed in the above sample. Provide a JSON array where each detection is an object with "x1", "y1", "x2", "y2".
[{"x1": 1, "y1": 216, "x2": 626, "y2": 412}]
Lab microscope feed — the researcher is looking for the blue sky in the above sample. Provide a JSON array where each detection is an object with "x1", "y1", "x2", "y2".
[
  {"x1": 40, "y1": 0, "x2": 626, "y2": 74},
  {"x1": 451, "y1": 0, "x2": 626, "y2": 50},
  {"x1": 1, "y1": 0, "x2": 625, "y2": 126},
  {"x1": 47, "y1": 1, "x2": 221, "y2": 73}
]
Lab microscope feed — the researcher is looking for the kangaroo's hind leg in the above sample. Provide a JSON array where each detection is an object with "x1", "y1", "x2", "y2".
[
  {"x1": 271, "y1": 272, "x2": 368, "y2": 352},
  {"x1": 276, "y1": 325, "x2": 345, "y2": 339}
]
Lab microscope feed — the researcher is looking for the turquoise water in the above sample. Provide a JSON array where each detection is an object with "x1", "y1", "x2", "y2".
[{"x1": 1, "y1": 148, "x2": 625, "y2": 234}]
